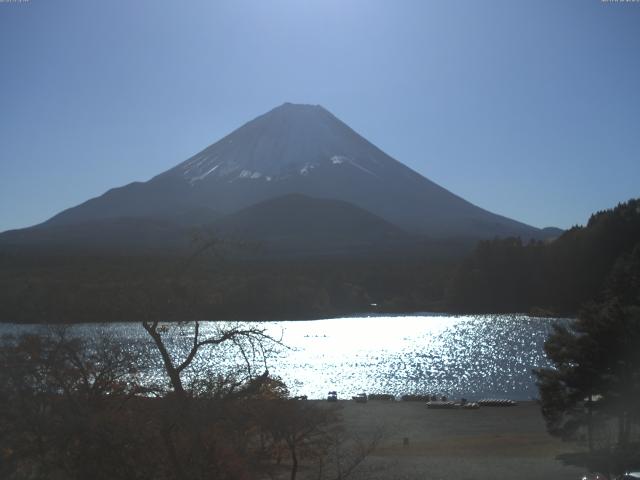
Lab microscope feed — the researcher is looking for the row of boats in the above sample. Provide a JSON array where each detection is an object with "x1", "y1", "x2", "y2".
[
  {"x1": 326, "y1": 392, "x2": 518, "y2": 408},
  {"x1": 425, "y1": 399, "x2": 517, "y2": 409}
]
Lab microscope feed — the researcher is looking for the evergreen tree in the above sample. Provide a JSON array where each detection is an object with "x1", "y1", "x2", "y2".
[{"x1": 534, "y1": 239, "x2": 640, "y2": 471}]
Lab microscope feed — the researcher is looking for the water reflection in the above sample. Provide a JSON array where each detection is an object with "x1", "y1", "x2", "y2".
[{"x1": 0, "y1": 314, "x2": 563, "y2": 400}]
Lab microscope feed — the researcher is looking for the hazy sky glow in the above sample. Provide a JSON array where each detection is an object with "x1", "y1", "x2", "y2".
[{"x1": 1, "y1": 0, "x2": 639, "y2": 231}]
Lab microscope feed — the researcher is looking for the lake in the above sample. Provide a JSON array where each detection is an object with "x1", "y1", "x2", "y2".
[{"x1": 0, "y1": 314, "x2": 564, "y2": 400}]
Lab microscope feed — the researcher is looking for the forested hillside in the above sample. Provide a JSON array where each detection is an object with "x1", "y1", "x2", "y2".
[
  {"x1": 447, "y1": 199, "x2": 640, "y2": 315},
  {"x1": 2, "y1": 199, "x2": 638, "y2": 323},
  {"x1": 0, "y1": 252, "x2": 453, "y2": 323}
]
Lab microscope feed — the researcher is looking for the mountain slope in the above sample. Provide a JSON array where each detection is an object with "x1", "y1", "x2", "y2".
[
  {"x1": 0, "y1": 217, "x2": 193, "y2": 253},
  {"x1": 211, "y1": 193, "x2": 412, "y2": 256},
  {"x1": 21, "y1": 103, "x2": 547, "y2": 241}
]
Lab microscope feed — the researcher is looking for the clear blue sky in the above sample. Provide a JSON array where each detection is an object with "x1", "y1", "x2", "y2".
[{"x1": 1, "y1": 0, "x2": 639, "y2": 231}]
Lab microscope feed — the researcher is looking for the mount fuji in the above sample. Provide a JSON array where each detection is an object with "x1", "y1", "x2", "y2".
[{"x1": 1, "y1": 103, "x2": 553, "y2": 254}]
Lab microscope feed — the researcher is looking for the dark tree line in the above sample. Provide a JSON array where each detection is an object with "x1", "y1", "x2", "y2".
[
  {"x1": 0, "y1": 252, "x2": 453, "y2": 323},
  {"x1": 447, "y1": 198, "x2": 640, "y2": 315},
  {"x1": 0, "y1": 323, "x2": 381, "y2": 480}
]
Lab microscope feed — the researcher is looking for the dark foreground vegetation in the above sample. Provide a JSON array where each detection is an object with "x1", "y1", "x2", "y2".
[{"x1": 0, "y1": 323, "x2": 380, "y2": 480}]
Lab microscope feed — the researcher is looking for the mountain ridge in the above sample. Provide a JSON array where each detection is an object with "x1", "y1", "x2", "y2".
[
  {"x1": 211, "y1": 193, "x2": 414, "y2": 257},
  {"x1": 5, "y1": 103, "x2": 556, "y2": 251},
  {"x1": 0, "y1": 194, "x2": 425, "y2": 258}
]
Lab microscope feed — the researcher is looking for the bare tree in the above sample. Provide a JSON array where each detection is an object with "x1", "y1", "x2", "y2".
[{"x1": 141, "y1": 319, "x2": 276, "y2": 399}]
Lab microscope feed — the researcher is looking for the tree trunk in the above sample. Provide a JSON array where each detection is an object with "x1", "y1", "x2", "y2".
[
  {"x1": 142, "y1": 322, "x2": 186, "y2": 398},
  {"x1": 587, "y1": 394, "x2": 593, "y2": 452},
  {"x1": 617, "y1": 413, "x2": 628, "y2": 447},
  {"x1": 289, "y1": 442, "x2": 298, "y2": 480}
]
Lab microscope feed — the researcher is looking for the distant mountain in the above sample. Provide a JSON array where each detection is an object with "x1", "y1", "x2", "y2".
[
  {"x1": 211, "y1": 193, "x2": 412, "y2": 257},
  {"x1": 0, "y1": 193, "x2": 409, "y2": 255},
  {"x1": 2, "y1": 103, "x2": 555, "y2": 254},
  {"x1": 540, "y1": 227, "x2": 565, "y2": 240},
  {"x1": 0, "y1": 194, "x2": 471, "y2": 258}
]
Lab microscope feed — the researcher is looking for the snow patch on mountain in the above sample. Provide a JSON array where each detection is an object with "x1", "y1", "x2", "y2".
[
  {"x1": 187, "y1": 163, "x2": 220, "y2": 184},
  {"x1": 328, "y1": 154, "x2": 377, "y2": 177},
  {"x1": 300, "y1": 163, "x2": 318, "y2": 176}
]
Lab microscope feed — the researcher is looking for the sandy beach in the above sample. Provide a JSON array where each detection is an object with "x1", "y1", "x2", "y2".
[{"x1": 323, "y1": 400, "x2": 585, "y2": 480}]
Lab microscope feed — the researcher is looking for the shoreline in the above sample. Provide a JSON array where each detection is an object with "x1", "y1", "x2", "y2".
[{"x1": 0, "y1": 310, "x2": 572, "y2": 326}]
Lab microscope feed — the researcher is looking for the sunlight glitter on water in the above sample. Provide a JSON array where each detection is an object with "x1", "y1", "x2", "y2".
[
  {"x1": 0, "y1": 314, "x2": 564, "y2": 401},
  {"x1": 197, "y1": 314, "x2": 561, "y2": 400}
]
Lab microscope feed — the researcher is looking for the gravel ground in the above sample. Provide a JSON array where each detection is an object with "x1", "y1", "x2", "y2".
[{"x1": 320, "y1": 400, "x2": 585, "y2": 480}]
